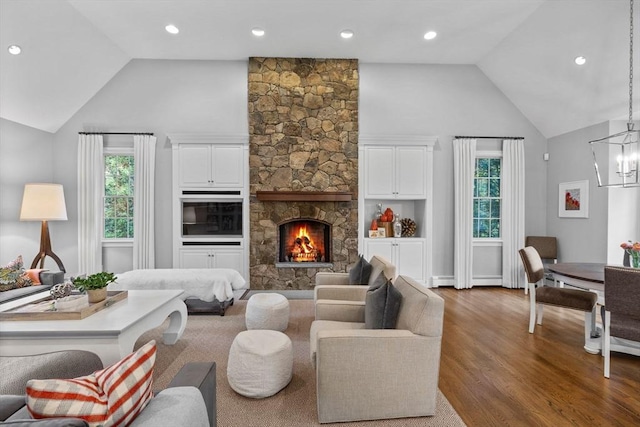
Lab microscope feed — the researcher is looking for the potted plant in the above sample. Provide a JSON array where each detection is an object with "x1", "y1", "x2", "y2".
[{"x1": 72, "y1": 272, "x2": 117, "y2": 303}]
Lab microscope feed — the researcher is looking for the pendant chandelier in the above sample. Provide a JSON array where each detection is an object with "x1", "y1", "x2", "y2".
[{"x1": 590, "y1": 0, "x2": 640, "y2": 188}]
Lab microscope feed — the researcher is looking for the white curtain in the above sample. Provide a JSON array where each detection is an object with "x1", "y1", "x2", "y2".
[
  {"x1": 453, "y1": 138, "x2": 477, "y2": 289},
  {"x1": 501, "y1": 139, "x2": 526, "y2": 288},
  {"x1": 77, "y1": 134, "x2": 104, "y2": 274},
  {"x1": 133, "y1": 135, "x2": 157, "y2": 269}
]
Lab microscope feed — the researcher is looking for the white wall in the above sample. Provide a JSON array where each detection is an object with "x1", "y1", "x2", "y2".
[
  {"x1": 2, "y1": 60, "x2": 549, "y2": 282},
  {"x1": 51, "y1": 59, "x2": 249, "y2": 274},
  {"x1": 0, "y1": 119, "x2": 56, "y2": 266},
  {"x1": 359, "y1": 63, "x2": 548, "y2": 278},
  {"x1": 546, "y1": 120, "x2": 640, "y2": 263}
]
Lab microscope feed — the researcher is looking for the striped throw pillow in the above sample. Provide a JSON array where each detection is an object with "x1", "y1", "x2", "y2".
[{"x1": 26, "y1": 340, "x2": 156, "y2": 427}]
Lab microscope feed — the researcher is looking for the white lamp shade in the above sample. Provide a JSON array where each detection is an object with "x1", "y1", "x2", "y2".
[{"x1": 20, "y1": 183, "x2": 68, "y2": 221}]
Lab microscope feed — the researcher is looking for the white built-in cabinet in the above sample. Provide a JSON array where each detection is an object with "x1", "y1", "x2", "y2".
[
  {"x1": 364, "y1": 146, "x2": 427, "y2": 198},
  {"x1": 364, "y1": 238, "x2": 425, "y2": 282},
  {"x1": 169, "y1": 134, "x2": 249, "y2": 281},
  {"x1": 178, "y1": 247, "x2": 245, "y2": 273},
  {"x1": 177, "y1": 144, "x2": 244, "y2": 188},
  {"x1": 359, "y1": 136, "x2": 437, "y2": 286}
]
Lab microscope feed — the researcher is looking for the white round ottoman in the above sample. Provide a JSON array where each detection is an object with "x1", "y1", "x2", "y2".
[
  {"x1": 245, "y1": 293, "x2": 290, "y2": 331},
  {"x1": 227, "y1": 330, "x2": 293, "y2": 398}
]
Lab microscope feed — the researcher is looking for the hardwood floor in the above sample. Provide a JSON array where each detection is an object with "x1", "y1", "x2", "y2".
[{"x1": 432, "y1": 287, "x2": 640, "y2": 427}]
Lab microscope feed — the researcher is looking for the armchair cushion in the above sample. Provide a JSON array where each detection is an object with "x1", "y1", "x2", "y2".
[
  {"x1": 364, "y1": 278, "x2": 402, "y2": 329},
  {"x1": 25, "y1": 341, "x2": 156, "y2": 427},
  {"x1": 348, "y1": 255, "x2": 372, "y2": 285}
]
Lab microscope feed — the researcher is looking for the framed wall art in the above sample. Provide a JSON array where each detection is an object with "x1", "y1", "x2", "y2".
[{"x1": 558, "y1": 180, "x2": 589, "y2": 218}]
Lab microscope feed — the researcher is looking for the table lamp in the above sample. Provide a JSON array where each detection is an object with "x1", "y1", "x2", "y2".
[{"x1": 19, "y1": 183, "x2": 68, "y2": 272}]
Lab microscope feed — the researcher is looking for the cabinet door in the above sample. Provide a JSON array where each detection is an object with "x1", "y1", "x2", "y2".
[
  {"x1": 396, "y1": 239, "x2": 425, "y2": 282},
  {"x1": 364, "y1": 147, "x2": 395, "y2": 197},
  {"x1": 396, "y1": 146, "x2": 426, "y2": 198},
  {"x1": 364, "y1": 239, "x2": 395, "y2": 265},
  {"x1": 179, "y1": 249, "x2": 212, "y2": 269},
  {"x1": 211, "y1": 248, "x2": 245, "y2": 274},
  {"x1": 212, "y1": 146, "x2": 244, "y2": 187},
  {"x1": 179, "y1": 145, "x2": 212, "y2": 187}
]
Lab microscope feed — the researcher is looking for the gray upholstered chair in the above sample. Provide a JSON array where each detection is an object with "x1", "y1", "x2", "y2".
[
  {"x1": 519, "y1": 246, "x2": 597, "y2": 336},
  {"x1": 310, "y1": 275, "x2": 444, "y2": 424},
  {"x1": 313, "y1": 255, "x2": 396, "y2": 322},
  {"x1": 524, "y1": 236, "x2": 558, "y2": 293},
  {"x1": 603, "y1": 266, "x2": 640, "y2": 378}
]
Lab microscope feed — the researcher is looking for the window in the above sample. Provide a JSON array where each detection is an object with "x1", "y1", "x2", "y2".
[
  {"x1": 104, "y1": 154, "x2": 134, "y2": 239},
  {"x1": 473, "y1": 157, "x2": 501, "y2": 238}
]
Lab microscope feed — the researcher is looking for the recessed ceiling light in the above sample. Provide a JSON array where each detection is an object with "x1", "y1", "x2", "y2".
[
  {"x1": 424, "y1": 31, "x2": 437, "y2": 40},
  {"x1": 8, "y1": 45, "x2": 21, "y2": 55},
  {"x1": 340, "y1": 30, "x2": 354, "y2": 39},
  {"x1": 574, "y1": 56, "x2": 586, "y2": 65},
  {"x1": 252, "y1": 28, "x2": 265, "y2": 37},
  {"x1": 165, "y1": 24, "x2": 179, "y2": 35}
]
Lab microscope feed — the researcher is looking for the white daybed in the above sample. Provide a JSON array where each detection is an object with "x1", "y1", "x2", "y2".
[{"x1": 110, "y1": 268, "x2": 247, "y2": 315}]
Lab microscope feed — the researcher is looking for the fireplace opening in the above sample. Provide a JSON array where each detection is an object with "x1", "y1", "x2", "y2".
[{"x1": 278, "y1": 219, "x2": 331, "y2": 263}]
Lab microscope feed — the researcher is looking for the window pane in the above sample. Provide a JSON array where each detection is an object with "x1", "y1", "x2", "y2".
[
  {"x1": 478, "y1": 219, "x2": 490, "y2": 238},
  {"x1": 489, "y1": 178, "x2": 500, "y2": 197},
  {"x1": 104, "y1": 219, "x2": 116, "y2": 238},
  {"x1": 491, "y1": 199, "x2": 501, "y2": 218},
  {"x1": 104, "y1": 154, "x2": 135, "y2": 239},
  {"x1": 477, "y1": 179, "x2": 489, "y2": 197},
  {"x1": 473, "y1": 157, "x2": 501, "y2": 239},
  {"x1": 104, "y1": 197, "x2": 115, "y2": 218},
  {"x1": 476, "y1": 159, "x2": 489, "y2": 177},
  {"x1": 489, "y1": 158, "x2": 501, "y2": 177},
  {"x1": 115, "y1": 198, "x2": 128, "y2": 217},
  {"x1": 490, "y1": 219, "x2": 500, "y2": 238},
  {"x1": 478, "y1": 200, "x2": 490, "y2": 218}
]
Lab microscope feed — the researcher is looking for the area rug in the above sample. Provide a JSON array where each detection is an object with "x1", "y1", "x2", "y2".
[{"x1": 135, "y1": 300, "x2": 466, "y2": 427}]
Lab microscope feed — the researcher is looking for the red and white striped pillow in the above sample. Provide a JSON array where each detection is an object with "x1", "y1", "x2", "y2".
[{"x1": 26, "y1": 340, "x2": 156, "y2": 427}]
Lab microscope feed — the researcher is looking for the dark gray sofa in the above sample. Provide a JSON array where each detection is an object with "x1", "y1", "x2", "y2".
[{"x1": 0, "y1": 351, "x2": 216, "y2": 427}]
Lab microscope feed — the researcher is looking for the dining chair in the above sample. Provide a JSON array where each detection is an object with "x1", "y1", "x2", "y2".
[
  {"x1": 524, "y1": 236, "x2": 558, "y2": 294},
  {"x1": 603, "y1": 266, "x2": 640, "y2": 378},
  {"x1": 518, "y1": 246, "x2": 597, "y2": 336}
]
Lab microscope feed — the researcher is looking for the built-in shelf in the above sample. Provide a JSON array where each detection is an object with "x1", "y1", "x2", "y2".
[{"x1": 255, "y1": 191, "x2": 352, "y2": 202}]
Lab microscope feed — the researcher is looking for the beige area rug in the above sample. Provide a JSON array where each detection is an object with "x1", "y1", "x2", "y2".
[{"x1": 135, "y1": 300, "x2": 466, "y2": 427}]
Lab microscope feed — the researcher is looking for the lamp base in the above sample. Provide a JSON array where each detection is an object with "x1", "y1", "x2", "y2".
[{"x1": 30, "y1": 220, "x2": 66, "y2": 273}]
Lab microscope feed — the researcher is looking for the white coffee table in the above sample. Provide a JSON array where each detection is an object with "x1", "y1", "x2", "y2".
[{"x1": 0, "y1": 290, "x2": 187, "y2": 365}]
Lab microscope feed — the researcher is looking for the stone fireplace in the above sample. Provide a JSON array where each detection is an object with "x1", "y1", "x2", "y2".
[{"x1": 248, "y1": 57, "x2": 359, "y2": 290}]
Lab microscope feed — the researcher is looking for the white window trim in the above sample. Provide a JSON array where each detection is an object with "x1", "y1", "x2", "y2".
[
  {"x1": 102, "y1": 147, "x2": 135, "y2": 244},
  {"x1": 473, "y1": 150, "x2": 503, "y2": 243}
]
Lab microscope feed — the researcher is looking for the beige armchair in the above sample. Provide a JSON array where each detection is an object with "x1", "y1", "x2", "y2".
[
  {"x1": 310, "y1": 275, "x2": 444, "y2": 424},
  {"x1": 314, "y1": 255, "x2": 395, "y2": 322}
]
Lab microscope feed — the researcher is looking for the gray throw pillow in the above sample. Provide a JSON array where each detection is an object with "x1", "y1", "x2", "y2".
[
  {"x1": 365, "y1": 278, "x2": 402, "y2": 329},
  {"x1": 348, "y1": 255, "x2": 373, "y2": 285}
]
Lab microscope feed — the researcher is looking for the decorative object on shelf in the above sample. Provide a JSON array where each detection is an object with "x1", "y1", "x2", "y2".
[
  {"x1": 72, "y1": 272, "x2": 117, "y2": 303},
  {"x1": 50, "y1": 282, "x2": 73, "y2": 299},
  {"x1": 621, "y1": 241, "x2": 640, "y2": 268},
  {"x1": 401, "y1": 218, "x2": 417, "y2": 237},
  {"x1": 378, "y1": 222, "x2": 393, "y2": 238},
  {"x1": 393, "y1": 214, "x2": 403, "y2": 238},
  {"x1": 589, "y1": 0, "x2": 640, "y2": 188},
  {"x1": 19, "y1": 183, "x2": 68, "y2": 272}
]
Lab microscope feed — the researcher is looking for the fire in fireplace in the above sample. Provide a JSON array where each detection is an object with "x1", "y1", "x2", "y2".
[{"x1": 279, "y1": 219, "x2": 331, "y2": 263}]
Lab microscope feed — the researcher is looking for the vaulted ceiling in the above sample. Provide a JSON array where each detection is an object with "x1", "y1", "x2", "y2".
[{"x1": 0, "y1": 0, "x2": 635, "y2": 138}]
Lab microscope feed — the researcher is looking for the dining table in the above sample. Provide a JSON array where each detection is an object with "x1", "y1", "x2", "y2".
[{"x1": 547, "y1": 262, "x2": 638, "y2": 356}]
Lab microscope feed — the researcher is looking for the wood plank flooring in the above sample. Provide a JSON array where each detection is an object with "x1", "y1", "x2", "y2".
[{"x1": 432, "y1": 287, "x2": 640, "y2": 427}]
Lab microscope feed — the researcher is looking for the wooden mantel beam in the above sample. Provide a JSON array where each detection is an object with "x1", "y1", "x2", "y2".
[{"x1": 255, "y1": 191, "x2": 353, "y2": 202}]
